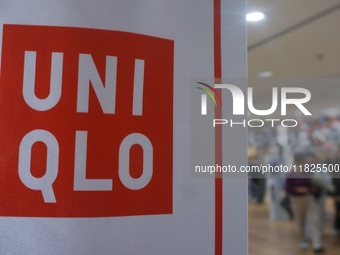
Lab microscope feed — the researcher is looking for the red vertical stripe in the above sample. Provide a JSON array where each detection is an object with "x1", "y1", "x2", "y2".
[{"x1": 214, "y1": 0, "x2": 223, "y2": 255}]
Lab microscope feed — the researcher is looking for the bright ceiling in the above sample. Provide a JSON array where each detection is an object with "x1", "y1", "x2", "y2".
[
  {"x1": 248, "y1": 0, "x2": 340, "y2": 78},
  {"x1": 247, "y1": 1, "x2": 340, "y2": 118}
]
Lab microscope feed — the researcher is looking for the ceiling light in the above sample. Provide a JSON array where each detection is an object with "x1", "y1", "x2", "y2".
[
  {"x1": 246, "y1": 12, "x2": 266, "y2": 22},
  {"x1": 258, "y1": 71, "x2": 273, "y2": 78}
]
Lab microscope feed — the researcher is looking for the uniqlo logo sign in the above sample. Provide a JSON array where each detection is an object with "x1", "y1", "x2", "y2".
[{"x1": 0, "y1": 24, "x2": 173, "y2": 217}]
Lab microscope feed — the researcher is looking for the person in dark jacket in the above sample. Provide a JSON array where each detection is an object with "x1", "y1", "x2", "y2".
[{"x1": 285, "y1": 152, "x2": 324, "y2": 253}]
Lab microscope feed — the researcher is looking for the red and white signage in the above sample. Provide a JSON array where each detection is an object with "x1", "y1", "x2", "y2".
[
  {"x1": 0, "y1": 24, "x2": 173, "y2": 217},
  {"x1": 0, "y1": 1, "x2": 247, "y2": 254}
]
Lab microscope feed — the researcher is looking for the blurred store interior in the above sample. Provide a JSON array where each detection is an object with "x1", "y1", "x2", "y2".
[{"x1": 247, "y1": 1, "x2": 340, "y2": 254}]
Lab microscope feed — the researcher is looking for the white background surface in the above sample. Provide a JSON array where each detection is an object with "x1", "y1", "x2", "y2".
[{"x1": 0, "y1": 1, "x2": 246, "y2": 254}]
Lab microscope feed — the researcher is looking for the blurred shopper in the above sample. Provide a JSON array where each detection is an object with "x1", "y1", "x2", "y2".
[
  {"x1": 328, "y1": 148, "x2": 340, "y2": 235},
  {"x1": 333, "y1": 177, "x2": 340, "y2": 235},
  {"x1": 248, "y1": 147, "x2": 266, "y2": 204},
  {"x1": 285, "y1": 152, "x2": 324, "y2": 253},
  {"x1": 249, "y1": 173, "x2": 265, "y2": 204},
  {"x1": 308, "y1": 153, "x2": 335, "y2": 235},
  {"x1": 265, "y1": 148, "x2": 289, "y2": 220}
]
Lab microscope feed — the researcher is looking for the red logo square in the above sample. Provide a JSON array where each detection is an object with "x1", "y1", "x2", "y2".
[{"x1": 0, "y1": 24, "x2": 173, "y2": 217}]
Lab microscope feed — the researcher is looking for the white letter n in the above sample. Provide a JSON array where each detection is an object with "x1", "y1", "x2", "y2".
[{"x1": 77, "y1": 54, "x2": 117, "y2": 114}]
